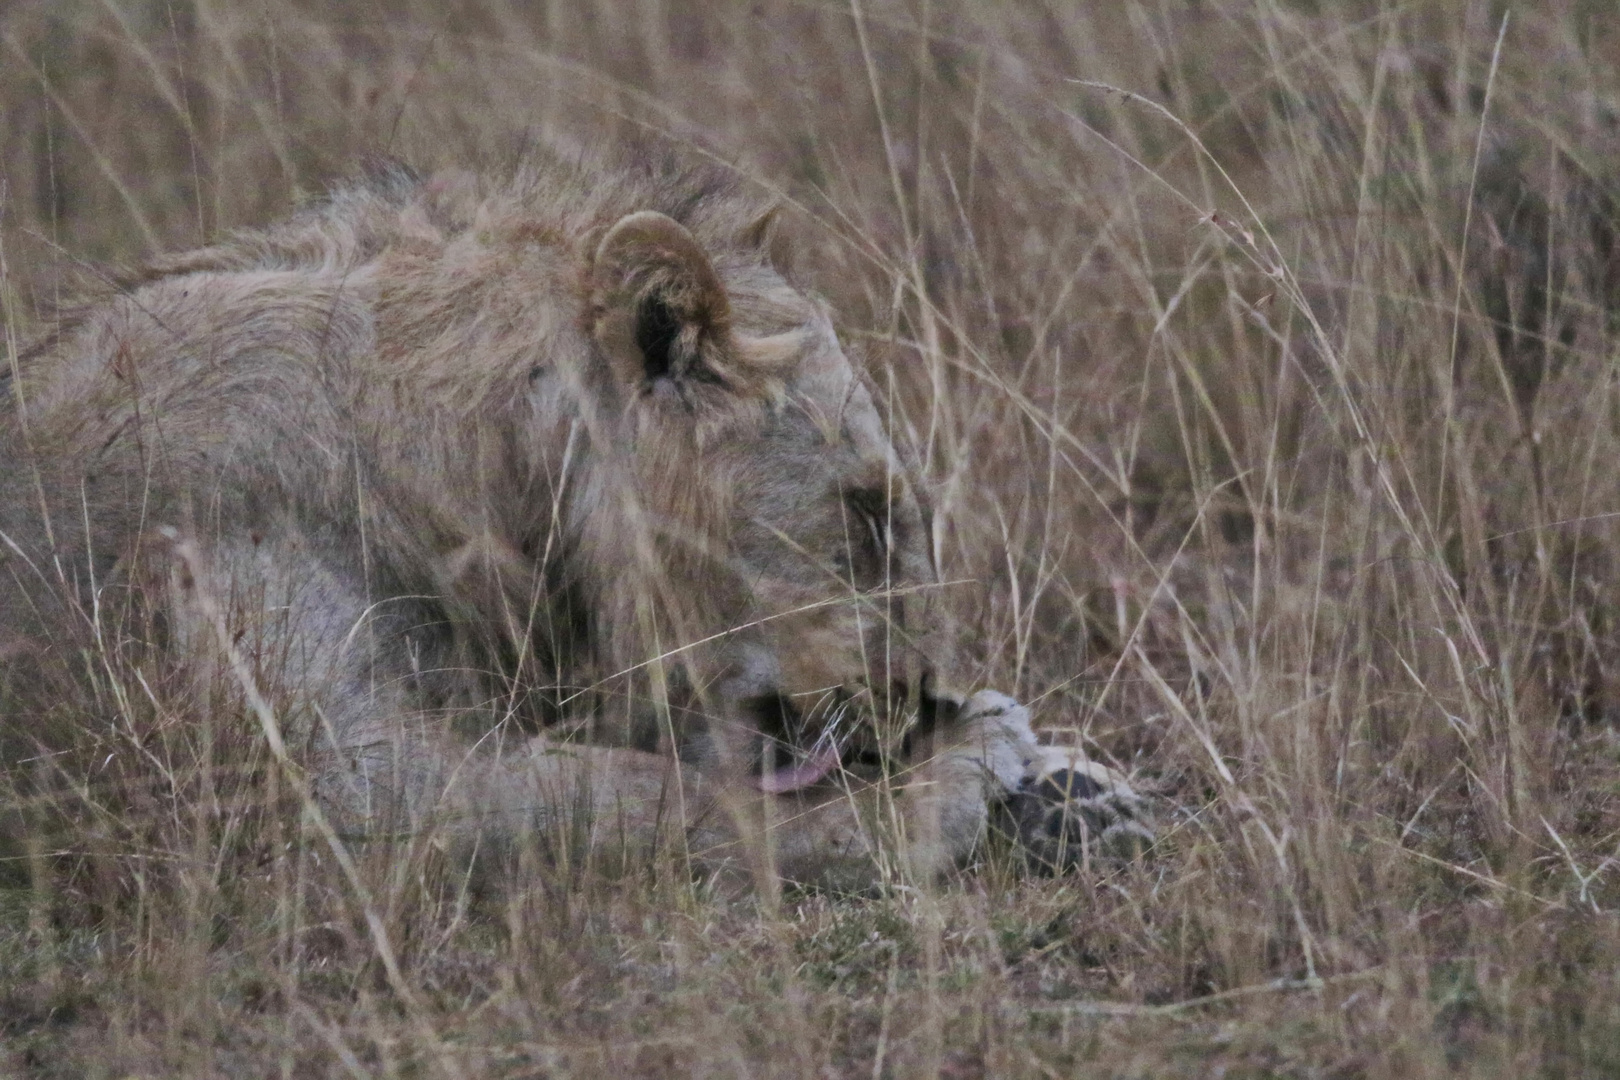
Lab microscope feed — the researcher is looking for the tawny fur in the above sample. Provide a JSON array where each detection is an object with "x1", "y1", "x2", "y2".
[{"x1": 0, "y1": 149, "x2": 1143, "y2": 887}]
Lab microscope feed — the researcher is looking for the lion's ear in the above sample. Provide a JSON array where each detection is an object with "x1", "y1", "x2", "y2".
[
  {"x1": 590, "y1": 211, "x2": 731, "y2": 389},
  {"x1": 737, "y1": 202, "x2": 795, "y2": 275}
]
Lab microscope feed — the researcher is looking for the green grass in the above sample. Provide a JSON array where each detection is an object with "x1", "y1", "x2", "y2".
[{"x1": 6, "y1": 0, "x2": 1620, "y2": 1075}]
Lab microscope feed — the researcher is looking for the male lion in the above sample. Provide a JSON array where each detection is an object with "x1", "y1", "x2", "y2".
[{"x1": 0, "y1": 150, "x2": 1149, "y2": 888}]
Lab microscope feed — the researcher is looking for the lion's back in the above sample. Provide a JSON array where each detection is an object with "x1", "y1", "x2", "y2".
[{"x1": 0, "y1": 146, "x2": 783, "y2": 722}]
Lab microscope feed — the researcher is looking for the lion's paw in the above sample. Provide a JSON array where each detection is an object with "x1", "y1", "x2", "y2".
[{"x1": 959, "y1": 689, "x2": 1042, "y2": 791}]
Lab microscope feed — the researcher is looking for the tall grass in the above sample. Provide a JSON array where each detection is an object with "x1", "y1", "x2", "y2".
[{"x1": 4, "y1": 0, "x2": 1620, "y2": 1075}]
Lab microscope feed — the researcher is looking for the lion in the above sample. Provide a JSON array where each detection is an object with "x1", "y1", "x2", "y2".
[{"x1": 0, "y1": 149, "x2": 1150, "y2": 889}]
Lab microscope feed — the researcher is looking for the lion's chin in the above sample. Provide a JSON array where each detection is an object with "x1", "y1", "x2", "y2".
[{"x1": 754, "y1": 741, "x2": 842, "y2": 794}]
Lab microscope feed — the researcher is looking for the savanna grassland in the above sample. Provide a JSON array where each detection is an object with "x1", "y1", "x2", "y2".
[{"x1": 5, "y1": 1, "x2": 1620, "y2": 1076}]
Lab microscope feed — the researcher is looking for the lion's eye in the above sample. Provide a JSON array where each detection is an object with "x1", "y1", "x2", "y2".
[{"x1": 844, "y1": 488, "x2": 891, "y2": 587}]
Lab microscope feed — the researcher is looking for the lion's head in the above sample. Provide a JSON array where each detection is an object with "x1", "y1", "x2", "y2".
[{"x1": 555, "y1": 201, "x2": 959, "y2": 787}]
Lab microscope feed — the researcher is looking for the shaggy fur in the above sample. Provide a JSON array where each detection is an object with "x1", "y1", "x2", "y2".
[{"x1": 0, "y1": 149, "x2": 1147, "y2": 886}]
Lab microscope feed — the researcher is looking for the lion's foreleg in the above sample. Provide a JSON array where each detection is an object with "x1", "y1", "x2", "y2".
[{"x1": 681, "y1": 692, "x2": 1042, "y2": 889}]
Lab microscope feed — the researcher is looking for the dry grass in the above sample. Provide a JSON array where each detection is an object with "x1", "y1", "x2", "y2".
[{"x1": 5, "y1": 0, "x2": 1620, "y2": 1075}]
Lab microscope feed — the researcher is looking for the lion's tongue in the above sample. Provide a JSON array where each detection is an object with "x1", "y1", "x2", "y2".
[{"x1": 756, "y1": 743, "x2": 841, "y2": 794}]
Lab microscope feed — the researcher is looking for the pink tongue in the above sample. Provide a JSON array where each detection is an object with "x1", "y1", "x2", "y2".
[{"x1": 756, "y1": 742, "x2": 842, "y2": 794}]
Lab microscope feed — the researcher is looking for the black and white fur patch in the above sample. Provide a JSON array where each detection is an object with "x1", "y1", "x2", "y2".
[
  {"x1": 959, "y1": 691, "x2": 1155, "y2": 870},
  {"x1": 1000, "y1": 743, "x2": 1156, "y2": 870}
]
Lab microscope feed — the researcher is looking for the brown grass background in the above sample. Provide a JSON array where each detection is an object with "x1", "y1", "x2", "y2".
[{"x1": 5, "y1": 0, "x2": 1620, "y2": 1075}]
